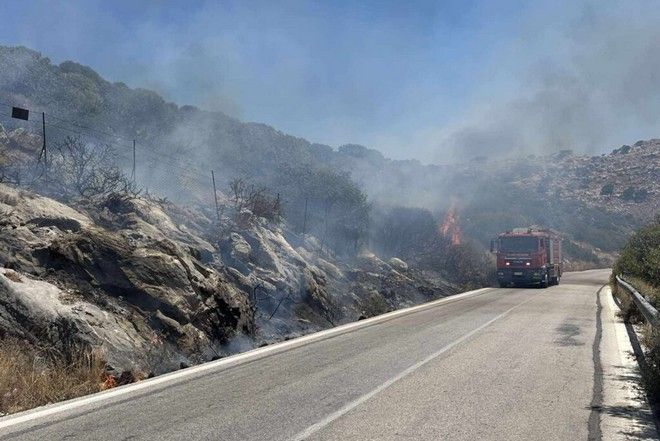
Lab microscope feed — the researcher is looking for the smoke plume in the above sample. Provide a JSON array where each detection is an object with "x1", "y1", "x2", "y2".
[{"x1": 434, "y1": 1, "x2": 660, "y2": 162}]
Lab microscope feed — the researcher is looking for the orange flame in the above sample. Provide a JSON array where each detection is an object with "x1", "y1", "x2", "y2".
[
  {"x1": 439, "y1": 201, "x2": 461, "y2": 246},
  {"x1": 100, "y1": 373, "x2": 117, "y2": 390}
]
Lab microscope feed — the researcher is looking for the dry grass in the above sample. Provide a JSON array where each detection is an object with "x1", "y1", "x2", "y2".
[
  {"x1": 641, "y1": 325, "x2": 660, "y2": 404},
  {"x1": 625, "y1": 276, "x2": 660, "y2": 310},
  {"x1": 0, "y1": 337, "x2": 108, "y2": 415}
]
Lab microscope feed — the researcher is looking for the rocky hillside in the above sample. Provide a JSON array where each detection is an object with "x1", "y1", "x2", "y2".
[
  {"x1": 0, "y1": 176, "x2": 456, "y2": 376},
  {"x1": 517, "y1": 140, "x2": 659, "y2": 221},
  {"x1": 337, "y1": 142, "x2": 656, "y2": 266},
  {"x1": 1, "y1": 45, "x2": 656, "y2": 265},
  {"x1": 0, "y1": 44, "x2": 656, "y2": 382}
]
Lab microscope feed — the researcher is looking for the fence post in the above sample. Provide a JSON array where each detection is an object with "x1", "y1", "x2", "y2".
[
  {"x1": 41, "y1": 112, "x2": 47, "y2": 180},
  {"x1": 302, "y1": 197, "x2": 308, "y2": 237},
  {"x1": 211, "y1": 170, "x2": 220, "y2": 221},
  {"x1": 131, "y1": 140, "x2": 136, "y2": 184}
]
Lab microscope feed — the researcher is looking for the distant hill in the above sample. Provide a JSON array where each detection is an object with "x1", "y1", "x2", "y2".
[{"x1": 1, "y1": 44, "x2": 657, "y2": 267}]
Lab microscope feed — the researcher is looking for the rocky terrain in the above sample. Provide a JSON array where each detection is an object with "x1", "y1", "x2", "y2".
[
  {"x1": 0, "y1": 175, "x2": 456, "y2": 376},
  {"x1": 0, "y1": 45, "x2": 658, "y2": 380},
  {"x1": 547, "y1": 141, "x2": 658, "y2": 219},
  {"x1": 488, "y1": 141, "x2": 660, "y2": 222},
  {"x1": 0, "y1": 45, "x2": 656, "y2": 262}
]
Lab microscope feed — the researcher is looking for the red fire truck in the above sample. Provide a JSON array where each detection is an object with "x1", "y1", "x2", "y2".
[{"x1": 490, "y1": 227, "x2": 562, "y2": 288}]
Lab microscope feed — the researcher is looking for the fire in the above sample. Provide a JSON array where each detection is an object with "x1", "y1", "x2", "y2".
[
  {"x1": 439, "y1": 200, "x2": 461, "y2": 245},
  {"x1": 100, "y1": 373, "x2": 117, "y2": 390}
]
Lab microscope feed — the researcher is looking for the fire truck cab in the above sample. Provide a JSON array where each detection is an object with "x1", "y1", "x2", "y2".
[{"x1": 491, "y1": 227, "x2": 562, "y2": 288}]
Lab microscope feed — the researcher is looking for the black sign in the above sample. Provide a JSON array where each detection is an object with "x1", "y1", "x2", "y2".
[{"x1": 11, "y1": 107, "x2": 29, "y2": 121}]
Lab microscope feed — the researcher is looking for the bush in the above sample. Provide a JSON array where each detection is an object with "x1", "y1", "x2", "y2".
[
  {"x1": 562, "y1": 240, "x2": 599, "y2": 264},
  {"x1": 633, "y1": 188, "x2": 649, "y2": 203},
  {"x1": 48, "y1": 136, "x2": 138, "y2": 200},
  {"x1": 271, "y1": 166, "x2": 370, "y2": 256},
  {"x1": 612, "y1": 216, "x2": 660, "y2": 293},
  {"x1": 600, "y1": 183, "x2": 614, "y2": 196},
  {"x1": 621, "y1": 186, "x2": 636, "y2": 201},
  {"x1": 612, "y1": 217, "x2": 660, "y2": 404},
  {"x1": 228, "y1": 177, "x2": 282, "y2": 223},
  {"x1": 370, "y1": 206, "x2": 436, "y2": 260},
  {"x1": 420, "y1": 239, "x2": 495, "y2": 290},
  {"x1": 612, "y1": 145, "x2": 631, "y2": 155}
]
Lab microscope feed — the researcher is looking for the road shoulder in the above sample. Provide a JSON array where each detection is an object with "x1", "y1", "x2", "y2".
[{"x1": 601, "y1": 285, "x2": 659, "y2": 440}]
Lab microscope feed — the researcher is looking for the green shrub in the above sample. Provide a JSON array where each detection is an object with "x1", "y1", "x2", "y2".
[
  {"x1": 621, "y1": 186, "x2": 636, "y2": 201},
  {"x1": 612, "y1": 217, "x2": 660, "y2": 404},
  {"x1": 612, "y1": 216, "x2": 660, "y2": 291},
  {"x1": 600, "y1": 183, "x2": 614, "y2": 196}
]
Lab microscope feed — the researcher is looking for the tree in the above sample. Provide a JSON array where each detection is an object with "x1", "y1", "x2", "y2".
[
  {"x1": 270, "y1": 165, "x2": 371, "y2": 256},
  {"x1": 371, "y1": 206, "x2": 437, "y2": 259}
]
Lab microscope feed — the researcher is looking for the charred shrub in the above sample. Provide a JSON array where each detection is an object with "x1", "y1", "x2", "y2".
[
  {"x1": 48, "y1": 136, "x2": 138, "y2": 201},
  {"x1": 229, "y1": 177, "x2": 282, "y2": 223}
]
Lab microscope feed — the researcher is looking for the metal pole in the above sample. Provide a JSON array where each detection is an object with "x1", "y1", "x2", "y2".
[
  {"x1": 302, "y1": 197, "x2": 308, "y2": 236},
  {"x1": 132, "y1": 140, "x2": 136, "y2": 184},
  {"x1": 41, "y1": 112, "x2": 47, "y2": 180},
  {"x1": 211, "y1": 170, "x2": 220, "y2": 221}
]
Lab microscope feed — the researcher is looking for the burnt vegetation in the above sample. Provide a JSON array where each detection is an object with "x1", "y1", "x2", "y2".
[
  {"x1": 49, "y1": 136, "x2": 139, "y2": 200},
  {"x1": 370, "y1": 205, "x2": 494, "y2": 289},
  {"x1": 0, "y1": 45, "x2": 658, "y2": 414}
]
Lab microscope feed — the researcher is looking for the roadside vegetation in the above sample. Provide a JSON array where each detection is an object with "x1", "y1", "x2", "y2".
[
  {"x1": 0, "y1": 338, "x2": 108, "y2": 415},
  {"x1": 370, "y1": 205, "x2": 495, "y2": 290},
  {"x1": 611, "y1": 216, "x2": 660, "y2": 403}
]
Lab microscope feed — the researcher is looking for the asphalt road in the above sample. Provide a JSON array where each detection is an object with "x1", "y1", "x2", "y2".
[{"x1": 1, "y1": 269, "x2": 657, "y2": 440}]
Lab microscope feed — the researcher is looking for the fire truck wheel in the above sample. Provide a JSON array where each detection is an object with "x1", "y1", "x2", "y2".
[{"x1": 540, "y1": 274, "x2": 549, "y2": 288}]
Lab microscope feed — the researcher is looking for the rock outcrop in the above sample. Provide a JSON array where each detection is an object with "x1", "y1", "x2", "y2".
[{"x1": 0, "y1": 183, "x2": 457, "y2": 375}]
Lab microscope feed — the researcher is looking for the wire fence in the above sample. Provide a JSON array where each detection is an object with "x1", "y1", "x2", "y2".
[
  {"x1": 0, "y1": 100, "x2": 221, "y2": 209},
  {"x1": 0, "y1": 100, "x2": 320, "y2": 328}
]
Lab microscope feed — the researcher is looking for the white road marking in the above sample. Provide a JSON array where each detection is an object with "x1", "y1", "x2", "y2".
[
  {"x1": 0, "y1": 287, "x2": 492, "y2": 432},
  {"x1": 290, "y1": 293, "x2": 537, "y2": 441}
]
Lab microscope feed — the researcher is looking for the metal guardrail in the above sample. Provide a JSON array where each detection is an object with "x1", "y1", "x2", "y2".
[{"x1": 615, "y1": 275, "x2": 660, "y2": 327}]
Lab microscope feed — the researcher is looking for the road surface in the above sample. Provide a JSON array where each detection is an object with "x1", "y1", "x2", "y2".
[{"x1": 1, "y1": 269, "x2": 657, "y2": 440}]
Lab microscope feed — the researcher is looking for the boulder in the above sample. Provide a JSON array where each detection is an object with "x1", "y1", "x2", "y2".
[{"x1": 388, "y1": 257, "x2": 408, "y2": 272}]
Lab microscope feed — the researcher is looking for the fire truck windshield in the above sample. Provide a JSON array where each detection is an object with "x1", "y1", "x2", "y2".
[{"x1": 500, "y1": 236, "x2": 538, "y2": 252}]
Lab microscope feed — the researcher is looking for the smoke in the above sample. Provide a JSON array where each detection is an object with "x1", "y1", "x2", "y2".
[{"x1": 433, "y1": 0, "x2": 660, "y2": 162}]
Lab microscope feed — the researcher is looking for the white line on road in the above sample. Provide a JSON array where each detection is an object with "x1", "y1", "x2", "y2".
[
  {"x1": 0, "y1": 287, "x2": 492, "y2": 432},
  {"x1": 290, "y1": 293, "x2": 538, "y2": 441}
]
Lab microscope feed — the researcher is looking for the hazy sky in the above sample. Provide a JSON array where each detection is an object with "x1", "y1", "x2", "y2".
[{"x1": 1, "y1": 0, "x2": 659, "y2": 162}]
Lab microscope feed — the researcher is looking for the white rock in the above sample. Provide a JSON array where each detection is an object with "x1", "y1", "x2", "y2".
[{"x1": 389, "y1": 257, "x2": 408, "y2": 271}]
